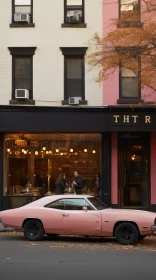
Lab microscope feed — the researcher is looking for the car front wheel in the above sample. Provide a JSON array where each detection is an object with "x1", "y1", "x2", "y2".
[
  {"x1": 23, "y1": 219, "x2": 44, "y2": 241},
  {"x1": 115, "y1": 222, "x2": 139, "y2": 245}
]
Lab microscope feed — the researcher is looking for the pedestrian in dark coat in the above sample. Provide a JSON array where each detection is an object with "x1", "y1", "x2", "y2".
[
  {"x1": 55, "y1": 172, "x2": 66, "y2": 195},
  {"x1": 72, "y1": 171, "x2": 83, "y2": 194}
]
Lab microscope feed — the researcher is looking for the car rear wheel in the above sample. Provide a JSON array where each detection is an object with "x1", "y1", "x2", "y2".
[
  {"x1": 115, "y1": 222, "x2": 139, "y2": 245},
  {"x1": 23, "y1": 219, "x2": 44, "y2": 241}
]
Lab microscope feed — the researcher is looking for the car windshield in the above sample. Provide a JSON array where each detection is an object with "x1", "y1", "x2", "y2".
[{"x1": 87, "y1": 197, "x2": 108, "y2": 210}]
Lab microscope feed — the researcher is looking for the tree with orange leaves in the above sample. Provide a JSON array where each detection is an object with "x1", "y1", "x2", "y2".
[{"x1": 87, "y1": 0, "x2": 156, "y2": 92}]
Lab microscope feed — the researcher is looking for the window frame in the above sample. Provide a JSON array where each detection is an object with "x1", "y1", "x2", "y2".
[
  {"x1": 60, "y1": 47, "x2": 88, "y2": 105},
  {"x1": 118, "y1": 56, "x2": 142, "y2": 103},
  {"x1": 64, "y1": 0, "x2": 85, "y2": 24},
  {"x1": 45, "y1": 199, "x2": 65, "y2": 210},
  {"x1": 11, "y1": 0, "x2": 34, "y2": 27},
  {"x1": 8, "y1": 47, "x2": 36, "y2": 104},
  {"x1": 65, "y1": 56, "x2": 84, "y2": 100},
  {"x1": 119, "y1": 0, "x2": 141, "y2": 26},
  {"x1": 45, "y1": 198, "x2": 95, "y2": 211}
]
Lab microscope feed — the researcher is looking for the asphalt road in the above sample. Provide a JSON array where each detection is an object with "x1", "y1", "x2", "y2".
[{"x1": 0, "y1": 232, "x2": 156, "y2": 280}]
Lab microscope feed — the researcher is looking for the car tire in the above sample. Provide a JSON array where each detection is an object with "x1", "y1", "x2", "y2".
[
  {"x1": 23, "y1": 219, "x2": 44, "y2": 241},
  {"x1": 115, "y1": 222, "x2": 139, "y2": 245},
  {"x1": 138, "y1": 234, "x2": 147, "y2": 240}
]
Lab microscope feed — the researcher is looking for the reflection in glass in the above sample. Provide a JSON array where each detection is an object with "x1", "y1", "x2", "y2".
[
  {"x1": 15, "y1": 58, "x2": 31, "y2": 90},
  {"x1": 118, "y1": 135, "x2": 149, "y2": 208},
  {"x1": 65, "y1": 0, "x2": 83, "y2": 24},
  {"x1": 120, "y1": 0, "x2": 139, "y2": 21},
  {"x1": 15, "y1": 0, "x2": 31, "y2": 16}
]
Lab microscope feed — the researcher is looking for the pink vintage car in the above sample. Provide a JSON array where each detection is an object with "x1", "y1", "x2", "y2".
[{"x1": 0, "y1": 195, "x2": 156, "y2": 245}]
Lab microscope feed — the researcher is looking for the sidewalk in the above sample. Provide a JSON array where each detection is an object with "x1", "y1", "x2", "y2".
[{"x1": 0, "y1": 223, "x2": 15, "y2": 232}]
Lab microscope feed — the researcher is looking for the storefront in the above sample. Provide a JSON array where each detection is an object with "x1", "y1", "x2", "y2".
[
  {"x1": 109, "y1": 106, "x2": 156, "y2": 212},
  {"x1": 1, "y1": 105, "x2": 156, "y2": 212},
  {"x1": 0, "y1": 105, "x2": 110, "y2": 210}
]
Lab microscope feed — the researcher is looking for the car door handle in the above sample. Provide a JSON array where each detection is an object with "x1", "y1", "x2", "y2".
[{"x1": 62, "y1": 214, "x2": 69, "y2": 218}]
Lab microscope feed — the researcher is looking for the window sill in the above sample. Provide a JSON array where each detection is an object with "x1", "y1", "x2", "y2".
[
  {"x1": 62, "y1": 100, "x2": 88, "y2": 105},
  {"x1": 117, "y1": 99, "x2": 144, "y2": 104},
  {"x1": 117, "y1": 21, "x2": 143, "y2": 28},
  {"x1": 61, "y1": 23, "x2": 87, "y2": 28},
  {"x1": 10, "y1": 99, "x2": 35, "y2": 105},
  {"x1": 10, "y1": 23, "x2": 35, "y2": 28}
]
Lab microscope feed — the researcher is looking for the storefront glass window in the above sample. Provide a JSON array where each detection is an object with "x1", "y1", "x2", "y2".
[{"x1": 4, "y1": 133, "x2": 102, "y2": 200}]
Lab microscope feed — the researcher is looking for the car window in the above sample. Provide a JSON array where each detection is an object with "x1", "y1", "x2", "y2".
[
  {"x1": 45, "y1": 199, "x2": 65, "y2": 210},
  {"x1": 64, "y1": 198, "x2": 93, "y2": 211},
  {"x1": 87, "y1": 197, "x2": 108, "y2": 210}
]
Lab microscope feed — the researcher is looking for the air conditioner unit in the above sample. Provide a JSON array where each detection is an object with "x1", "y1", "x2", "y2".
[
  {"x1": 68, "y1": 97, "x2": 81, "y2": 105},
  {"x1": 15, "y1": 89, "x2": 29, "y2": 99},
  {"x1": 14, "y1": 13, "x2": 30, "y2": 23}
]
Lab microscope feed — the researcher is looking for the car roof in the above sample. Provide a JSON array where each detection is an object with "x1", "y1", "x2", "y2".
[{"x1": 22, "y1": 194, "x2": 94, "y2": 208}]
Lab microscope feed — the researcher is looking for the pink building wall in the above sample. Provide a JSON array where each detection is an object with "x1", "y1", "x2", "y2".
[
  {"x1": 102, "y1": 0, "x2": 155, "y2": 106},
  {"x1": 151, "y1": 133, "x2": 156, "y2": 204}
]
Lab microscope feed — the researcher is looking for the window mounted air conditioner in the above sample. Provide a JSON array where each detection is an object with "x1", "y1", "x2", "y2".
[
  {"x1": 68, "y1": 97, "x2": 81, "y2": 105},
  {"x1": 15, "y1": 89, "x2": 29, "y2": 99},
  {"x1": 14, "y1": 13, "x2": 30, "y2": 23}
]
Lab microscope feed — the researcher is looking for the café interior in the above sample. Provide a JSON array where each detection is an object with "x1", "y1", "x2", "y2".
[{"x1": 3, "y1": 133, "x2": 102, "y2": 207}]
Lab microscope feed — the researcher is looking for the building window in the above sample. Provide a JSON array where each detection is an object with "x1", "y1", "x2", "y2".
[
  {"x1": 118, "y1": 57, "x2": 141, "y2": 103},
  {"x1": 119, "y1": 0, "x2": 140, "y2": 22},
  {"x1": 11, "y1": 0, "x2": 34, "y2": 27},
  {"x1": 4, "y1": 133, "x2": 102, "y2": 208},
  {"x1": 8, "y1": 47, "x2": 36, "y2": 104},
  {"x1": 60, "y1": 47, "x2": 88, "y2": 105},
  {"x1": 62, "y1": 0, "x2": 86, "y2": 27}
]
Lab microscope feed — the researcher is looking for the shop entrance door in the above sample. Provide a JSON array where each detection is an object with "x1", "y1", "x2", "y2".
[{"x1": 118, "y1": 133, "x2": 150, "y2": 208}]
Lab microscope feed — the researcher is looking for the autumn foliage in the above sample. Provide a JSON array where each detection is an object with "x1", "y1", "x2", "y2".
[{"x1": 87, "y1": 0, "x2": 156, "y2": 92}]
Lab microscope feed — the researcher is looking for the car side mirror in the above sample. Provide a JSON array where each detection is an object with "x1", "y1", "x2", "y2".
[{"x1": 83, "y1": 206, "x2": 88, "y2": 212}]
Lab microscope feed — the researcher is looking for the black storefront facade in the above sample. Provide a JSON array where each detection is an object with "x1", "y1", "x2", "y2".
[
  {"x1": 0, "y1": 105, "x2": 156, "y2": 212},
  {"x1": 0, "y1": 105, "x2": 110, "y2": 211}
]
